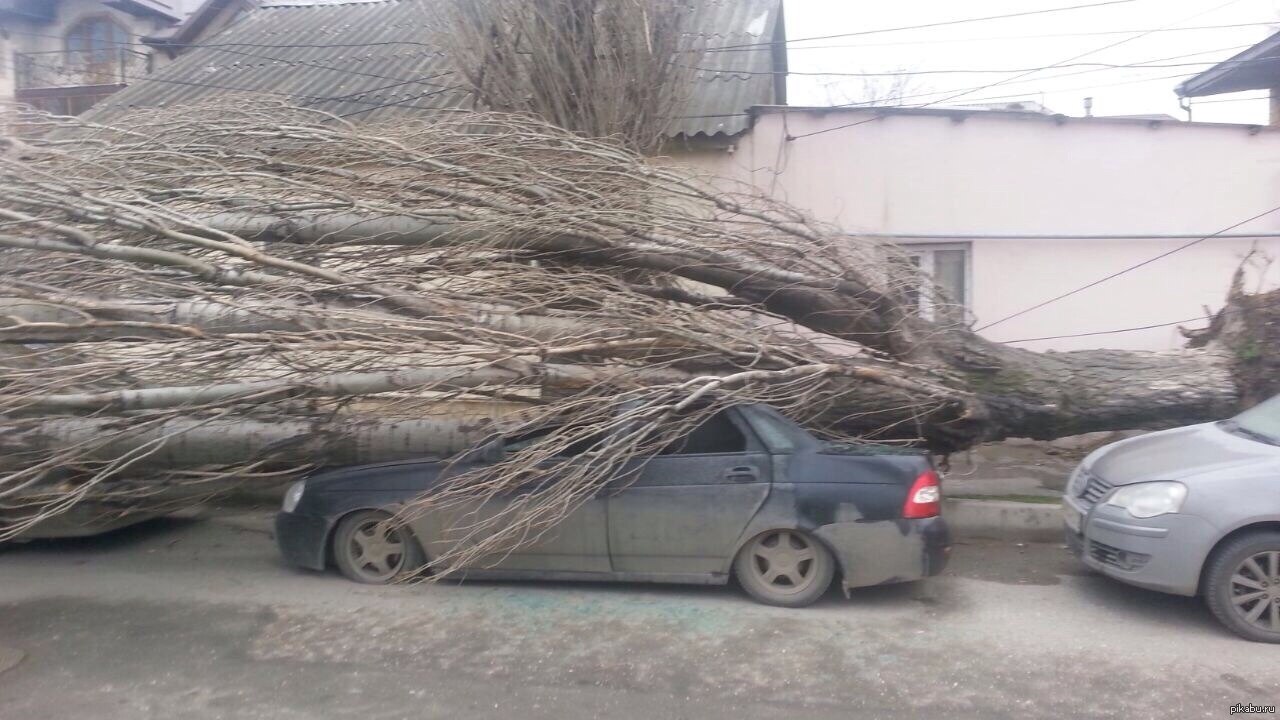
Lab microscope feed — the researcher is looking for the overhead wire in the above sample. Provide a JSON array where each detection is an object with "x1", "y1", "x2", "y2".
[
  {"x1": 787, "y1": 0, "x2": 1251, "y2": 140},
  {"x1": 0, "y1": 0, "x2": 1139, "y2": 54},
  {"x1": 13, "y1": 53, "x2": 465, "y2": 112},
  {"x1": 996, "y1": 298, "x2": 1280, "y2": 343},
  {"x1": 689, "y1": 46, "x2": 1262, "y2": 79},
  {"x1": 700, "y1": 0, "x2": 1141, "y2": 52},
  {"x1": 974, "y1": 202, "x2": 1280, "y2": 333},
  {"x1": 769, "y1": 21, "x2": 1280, "y2": 52}
]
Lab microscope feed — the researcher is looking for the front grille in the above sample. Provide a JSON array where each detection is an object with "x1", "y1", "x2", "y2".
[
  {"x1": 1088, "y1": 540, "x2": 1150, "y2": 572},
  {"x1": 1077, "y1": 472, "x2": 1113, "y2": 507}
]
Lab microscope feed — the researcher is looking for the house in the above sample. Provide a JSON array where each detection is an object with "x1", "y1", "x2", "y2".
[
  {"x1": 141, "y1": 0, "x2": 257, "y2": 68},
  {"x1": 683, "y1": 106, "x2": 1280, "y2": 352},
  {"x1": 1177, "y1": 31, "x2": 1280, "y2": 125},
  {"x1": 0, "y1": 0, "x2": 198, "y2": 115},
  {"x1": 88, "y1": 0, "x2": 786, "y2": 144}
]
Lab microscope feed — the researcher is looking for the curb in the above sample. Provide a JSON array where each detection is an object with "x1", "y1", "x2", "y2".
[{"x1": 944, "y1": 498, "x2": 1062, "y2": 543}]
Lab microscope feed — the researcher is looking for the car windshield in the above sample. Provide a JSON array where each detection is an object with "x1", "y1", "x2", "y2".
[{"x1": 1223, "y1": 395, "x2": 1280, "y2": 446}]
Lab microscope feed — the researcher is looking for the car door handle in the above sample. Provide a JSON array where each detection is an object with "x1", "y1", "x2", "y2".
[{"x1": 724, "y1": 466, "x2": 760, "y2": 482}]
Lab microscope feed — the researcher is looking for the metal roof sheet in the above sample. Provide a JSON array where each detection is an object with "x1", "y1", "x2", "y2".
[
  {"x1": 1177, "y1": 31, "x2": 1280, "y2": 98},
  {"x1": 93, "y1": 0, "x2": 784, "y2": 138}
]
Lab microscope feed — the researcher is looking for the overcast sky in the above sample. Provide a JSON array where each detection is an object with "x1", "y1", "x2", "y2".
[{"x1": 781, "y1": 0, "x2": 1280, "y2": 123}]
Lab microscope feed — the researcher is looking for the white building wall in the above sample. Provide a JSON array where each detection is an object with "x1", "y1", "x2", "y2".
[{"x1": 678, "y1": 108, "x2": 1280, "y2": 352}]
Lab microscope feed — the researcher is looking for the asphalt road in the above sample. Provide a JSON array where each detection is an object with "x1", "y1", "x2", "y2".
[{"x1": 1, "y1": 513, "x2": 1277, "y2": 720}]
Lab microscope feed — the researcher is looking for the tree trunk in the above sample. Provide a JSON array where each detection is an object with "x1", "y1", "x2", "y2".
[{"x1": 0, "y1": 105, "x2": 1270, "y2": 541}]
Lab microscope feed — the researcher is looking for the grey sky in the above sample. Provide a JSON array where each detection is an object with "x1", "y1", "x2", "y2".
[{"x1": 782, "y1": 0, "x2": 1280, "y2": 123}]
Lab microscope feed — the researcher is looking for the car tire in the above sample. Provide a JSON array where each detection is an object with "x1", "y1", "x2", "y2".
[
  {"x1": 1203, "y1": 530, "x2": 1280, "y2": 643},
  {"x1": 332, "y1": 510, "x2": 425, "y2": 585},
  {"x1": 734, "y1": 529, "x2": 835, "y2": 608}
]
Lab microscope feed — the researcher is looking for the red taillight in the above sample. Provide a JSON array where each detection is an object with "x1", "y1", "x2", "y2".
[{"x1": 902, "y1": 469, "x2": 942, "y2": 519}]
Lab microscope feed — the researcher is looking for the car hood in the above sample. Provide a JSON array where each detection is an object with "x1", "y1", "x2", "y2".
[{"x1": 1089, "y1": 422, "x2": 1280, "y2": 485}]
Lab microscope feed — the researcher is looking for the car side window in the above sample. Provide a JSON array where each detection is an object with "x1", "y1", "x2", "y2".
[
  {"x1": 503, "y1": 427, "x2": 604, "y2": 456},
  {"x1": 658, "y1": 411, "x2": 748, "y2": 455}
]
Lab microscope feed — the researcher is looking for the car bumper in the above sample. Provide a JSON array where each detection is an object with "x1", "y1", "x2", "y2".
[
  {"x1": 815, "y1": 516, "x2": 952, "y2": 592},
  {"x1": 275, "y1": 511, "x2": 331, "y2": 571},
  {"x1": 1064, "y1": 498, "x2": 1216, "y2": 596}
]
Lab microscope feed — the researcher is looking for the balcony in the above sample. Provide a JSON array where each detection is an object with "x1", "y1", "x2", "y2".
[
  {"x1": 13, "y1": 49, "x2": 150, "y2": 115},
  {"x1": 15, "y1": 48, "x2": 149, "y2": 91}
]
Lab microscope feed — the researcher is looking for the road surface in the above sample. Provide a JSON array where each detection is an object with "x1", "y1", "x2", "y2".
[{"x1": 1, "y1": 513, "x2": 1276, "y2": 719}]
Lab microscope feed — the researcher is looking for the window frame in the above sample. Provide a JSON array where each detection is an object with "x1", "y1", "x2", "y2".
[
  {"x1": 64, "y1": 14, "x2": 130, "y2": 65},
  {"x1": 897, "y1": 241, "x2": 973, "y2": 323},
  {"x1": 652, "y1": 407, "x2": 763, "y2": 457}
]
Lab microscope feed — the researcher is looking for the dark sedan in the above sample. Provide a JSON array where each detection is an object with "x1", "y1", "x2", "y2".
[{"x1": 276, "y1": 404, "x2": 951, "y2": 607}]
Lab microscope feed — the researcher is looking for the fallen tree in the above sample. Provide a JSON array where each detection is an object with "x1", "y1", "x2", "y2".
[{"x1": 0, "y1": 104, "x2": 1258, "y2": 569}]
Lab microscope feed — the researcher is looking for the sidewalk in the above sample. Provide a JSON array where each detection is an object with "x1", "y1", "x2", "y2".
[{"x1": 940, "y1": 430, "x2": 1146, "y2": 542}]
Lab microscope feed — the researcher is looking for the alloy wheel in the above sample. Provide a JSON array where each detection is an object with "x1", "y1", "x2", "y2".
[
  {"x1": 1229, "y1": 550, "x2": 1280, "y2": 633},
  {"x1": 747, "y1": 530, "x2": 819, "y2": 594},
  {"x1": 346, "y1": 517, "x2": 408, "y2": 582}
]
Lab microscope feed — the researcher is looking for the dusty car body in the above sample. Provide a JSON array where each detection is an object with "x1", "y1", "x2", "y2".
[
  {"x1": 1064, "y1": 394, "x2": 1280, "y2": 642},
  {"x1": 276, "y1": 404, "x2": 952, "y2": 606},
  {"x1": 3, "y1": 504, "x2": 162, "y2": 542}
]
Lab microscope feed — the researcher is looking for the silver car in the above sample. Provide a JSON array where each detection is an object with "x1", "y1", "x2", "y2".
[{"x1": 1063, "y1": 394, "x2": 1280, "y2": 643}]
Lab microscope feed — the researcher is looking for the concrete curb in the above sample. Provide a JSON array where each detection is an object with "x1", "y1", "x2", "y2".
[{"x1": 944, "y1": 498, "x2": 1063, "y2": 543}]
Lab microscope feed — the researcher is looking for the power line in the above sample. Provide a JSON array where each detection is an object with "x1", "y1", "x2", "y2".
[
  {"x1": 1189, "y1": 93, "x2": 1270, "y2": 104},
  {"x1": 692, "y1": 52, "x2": 1267, "y2": 79},
  {"x1": 670, "y1": 57, "x2": 1269, "y2": 122},
  {"x1": 810, "y1": 46, "x2": 1249, "y2": 108},
  {"x1": 2, "y1": 1, "x2": 1138, "y2": 55},
  {"x1": 997, "y1": 300, "x2": 1280, "y2": 344},
  {"x1": 999, "y1": 314, "x2": 1216, "y2": 343},
  {"x1": 773, "y1": 22, "x2": 1280, "y2": 52},
  {"x1": 13, "y1": 42, "x2": 458, "y2": 93},
  {"x1": 677, "y1": 64, "x2": 1268, "y2": 124},
  {"x1": 993, "y1": 310, "x2": 1223, "y2": 340},
  {"x1": 703, "y1": 0, "x2": 1140, "y2": 52},
  {"x1": 15, "y1": 53, "x2": 464, "y2": 112},
  {"x1": 0, "y1": 26, "x2": 439, "y2": 51},
  {"x1": 335, "y1": 87, "x2": 463, "y2": 118},
  {"x1": 786, "y1": 1, "x2": 1249, "y2": 140},
  {"x1": 676, "y1": 43, "x2": 1257, "y2": 122},
  {"x1": 974, "y1": 202, "x2": 1280, "y2": 333},
  {"x1": 8, "y1": 14, "x2": 1273, "y2": 57},
  {"x1": 874, "y1": 231, "x2": 1280, "y2": 241}
]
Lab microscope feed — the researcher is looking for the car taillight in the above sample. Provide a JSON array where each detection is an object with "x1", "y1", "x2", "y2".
[{"x1": 902, "y1": 469, "x2": 942, "y2": 519}]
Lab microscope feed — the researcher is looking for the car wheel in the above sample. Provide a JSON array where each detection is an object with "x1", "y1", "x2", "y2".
[
  {"x1": 332, "y1": 510, "x2": 425, "y2": 585},
  {"x1": 1204, "y1": 531, "x2": 1280, "y2": 643},
  {"x1": 734, "y1": 529, "x2": 834, "y2": 608}
]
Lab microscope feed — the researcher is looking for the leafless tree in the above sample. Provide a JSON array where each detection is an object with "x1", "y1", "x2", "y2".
[
  {"x1": 821, "y1": 67, "x2": 931, "y2": 108},
  {"x1": 0, "y1": 103, "x2": 1257, "y2": 573},
  {"x1": 427, "y1": 0, "x2": 700, "y2": 152}
]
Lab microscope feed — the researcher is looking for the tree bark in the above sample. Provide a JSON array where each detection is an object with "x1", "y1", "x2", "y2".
[{"x1": 0, "y1": 417, "x2": 486, "y2": 472}]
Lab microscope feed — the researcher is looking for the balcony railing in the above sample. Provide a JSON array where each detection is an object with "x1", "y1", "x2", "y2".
[{"x1": 14, "y1": 48, "x2": 150, "y2": 91}]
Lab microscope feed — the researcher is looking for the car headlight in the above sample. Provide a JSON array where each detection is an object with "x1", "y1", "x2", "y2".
[
  {"x1": 1104, "y1": 481, "x2": 1187, "y2": 519},
  {"x1": 282, "y1": 480, "x2": 306, "y2": 513}
]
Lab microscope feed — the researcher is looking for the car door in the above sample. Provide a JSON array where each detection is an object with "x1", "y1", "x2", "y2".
[
  {"x1": 606, "y1": 409, "x2": 772, "y2": 576},
  {"x1": 408, "y1": 430, "x2": 610, "y2": 574}
]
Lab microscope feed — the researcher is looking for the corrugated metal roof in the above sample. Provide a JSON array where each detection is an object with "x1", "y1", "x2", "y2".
[
  {"x1": 1177, "y1": 31, "x2": 1280, "y2": 98},
  {"x1": 93, "y1": 0, "x2": 783, "y2": 138}
]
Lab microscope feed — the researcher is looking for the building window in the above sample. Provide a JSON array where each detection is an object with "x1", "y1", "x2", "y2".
[
  {"x1": 900, "y1": 243, "x2": 971, "y2": 324},
  {"x1": 65, "y1": 16, "x2": 129, "y2": 65}
]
